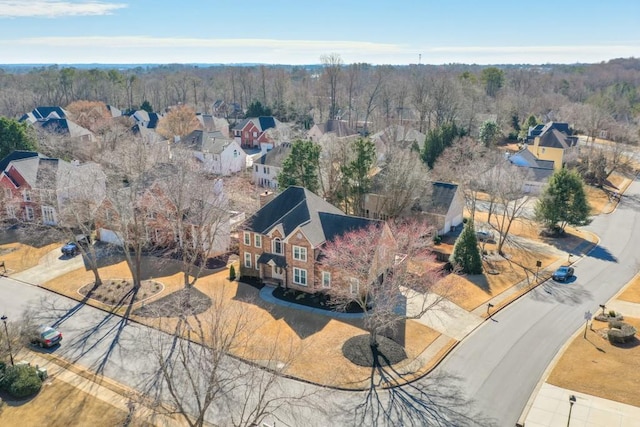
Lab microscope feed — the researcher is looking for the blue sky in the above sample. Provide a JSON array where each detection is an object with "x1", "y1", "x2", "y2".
[{"x1": 0, "y1": 0, "x2": 638, "y2": 65}]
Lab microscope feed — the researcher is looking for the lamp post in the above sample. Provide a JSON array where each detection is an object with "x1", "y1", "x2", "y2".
[
  {"x1": 567, "y1": 395, "x2": 576, "y2": 426},
  {"x1": 1, "y1": 315, "x2": 14, "y2": 366},
  {"x1": 487, "y1": 303, "x2": 494, "y2": 317}
]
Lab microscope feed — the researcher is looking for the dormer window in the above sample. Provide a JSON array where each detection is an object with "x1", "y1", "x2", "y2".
[
  {"x1": 23, "y1": 190, "x2": 32, "y2": 202},
  {"x1": 272, "y1": 238, "x2": 283, "y2": 255}
]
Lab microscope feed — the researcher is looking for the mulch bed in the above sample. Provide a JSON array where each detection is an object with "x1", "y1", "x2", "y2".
[
  {"x1": 342, "y1": 334, "x2": 407, "y2": 367},
  {"x1": 78, "y1": 279, "x2": 163, "y2": 306},
  {"x1": 134, "y1": 287, "x2": 212, "y2": 318},
  {"x1": 271, "y1": 286, "x2": 364, "y2": 313}
]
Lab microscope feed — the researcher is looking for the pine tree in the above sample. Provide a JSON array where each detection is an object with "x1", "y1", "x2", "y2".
[
  {"x1": 450, "y1": 222, "x2": 483, "y2": 274},
  {"x1": 229, "y1": 264, "x2": 236, "y2": 281},
  {"x1": 535, "y1": 168, "x2": 590, "y2": 234}
]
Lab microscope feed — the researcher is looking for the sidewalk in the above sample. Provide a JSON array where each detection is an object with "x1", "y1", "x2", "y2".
[{"x1": 21, "y1": 351, "x2": 190, "y2": 427}]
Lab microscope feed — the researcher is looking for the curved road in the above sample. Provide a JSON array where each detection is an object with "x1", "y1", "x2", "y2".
[
  {"x1": 1, "y1": 177, "x2": 638, "y2": 426},
  {"x1": 432, "y1": 176, "x2": 640, "y2": 426}
]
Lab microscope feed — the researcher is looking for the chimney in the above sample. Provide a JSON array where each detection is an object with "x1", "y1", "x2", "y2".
[{"x1": 259, "y1": 190, "x2": 275, "y2": 207}]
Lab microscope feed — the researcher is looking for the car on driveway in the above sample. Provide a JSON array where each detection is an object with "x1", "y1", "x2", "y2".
[
  {"x1": 476, "y1": 231, "x2": 493, "y2": 242},
  {"x1": 552, "y1": 266, "x2": 574, "y2": 282},
  {"x1": 31, "y1": 326, "x2": 62, "y2": 348},
  {"x1": 61, "y1": 235, "x2": 91, "y2": 256}
]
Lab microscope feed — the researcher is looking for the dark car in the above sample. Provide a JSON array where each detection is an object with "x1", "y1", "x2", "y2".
[
  {"x1": 476, "y1": 231, "x2": 493, "y2": 242},
  {"x1": 31, "y1": 326, "x2": 62, "y2": 348},
  {"x1": 61, "y1": 235, "x2": 91, "y2": 256},
  {"x1": 552, "y1": 266, "x2": 575, "y2": 282}
]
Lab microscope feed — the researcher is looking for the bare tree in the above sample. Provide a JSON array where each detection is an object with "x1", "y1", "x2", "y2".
[
  {"x1": 321, "y1": 220, "x2": 443, "y2": 347},
  {"x1": 320, "y1": 53, "x2": 343, "y2": 120},
  {"x1": 140, "y1": 286, "x2": 313, "y2": 427}
]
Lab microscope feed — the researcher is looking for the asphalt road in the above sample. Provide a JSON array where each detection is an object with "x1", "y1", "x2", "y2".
[
  {"x1": 432, "y1": 176, "x2": 640, "y2": 426},
  {"x1": 1, "y1": 177, "x2": 638, "y2": 427}
]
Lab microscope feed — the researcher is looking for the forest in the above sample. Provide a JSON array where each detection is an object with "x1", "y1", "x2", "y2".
[{"x1": 1, "y1": 55, "x2": 639, "y2": 144}]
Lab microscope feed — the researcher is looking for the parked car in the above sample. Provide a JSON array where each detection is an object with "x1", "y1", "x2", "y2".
[
  {"x1": 476, "y1": 231, "x2": 493, "y2": 242},
  {"x1": 31, "y1": 326, "x2": 62, "y2": 348},
  {"x1": 61, "y1": 234, "x2": 91, "y2": 256},
  {"x1": 552, "y1": 266, "x2": 574, "y2": 282}
]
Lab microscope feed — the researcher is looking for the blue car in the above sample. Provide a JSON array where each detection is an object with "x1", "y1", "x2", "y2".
[
  {"x1": 552, "y1": 266, "x2": 574, "y2": 282},
  {"x1": 61, "y1": 235, "x2": 90, "y2": 256}
]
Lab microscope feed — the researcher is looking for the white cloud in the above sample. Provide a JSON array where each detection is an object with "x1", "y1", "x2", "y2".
[{"x1": 0, "y1": 1, "x2": 126, "y2": 18}]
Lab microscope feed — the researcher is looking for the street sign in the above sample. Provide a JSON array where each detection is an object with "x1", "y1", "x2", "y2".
[{"x1": 584, "y1": 310, "x2": 592, "y2": 320}]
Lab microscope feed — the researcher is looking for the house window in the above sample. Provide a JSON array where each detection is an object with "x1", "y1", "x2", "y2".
[
  {"x1": 293, "y1": 267, "x2": 307, "y2": 286},
  {"x1": 255, "y1": 165, "x2": 258, "y2": 172},
  {"x1": 266, "y1": 167, "x2": 270, "y2": 174},
  {"x1": 254, "y1": 234, "x2": 262, "y2": 248},
  {"x1": 322, "y1": 271, "x2": 331, "y2": 288},
  {"x1": 244, "y1": 252, "x2": 252, "y2": 268},
  {"x1": 233, "y1": 150, "x2": 238, "y2": 158},
  {"x1": 42, "y1": 206, "x2": 56, "y2": 225},
  {"x1": 255, "y1": 254, "x2": 260, "y2": 269},
  {"x1": 243, "y1": 231, "x2": 251, "y2": 246},
  {"x1": 6, "y1": 205, "x2": 16, "y2": 219},
  {"x1": 293, "y1": 245, "x2": 307, "y2": 261},
  {"x1": 263, "y1": 166, "x2": 267, "y2": 173},
  {"x1": 23, "y1": 190, "x2": 31, "y2": 202},
  {"x1": 24, "y1": 206, "x2": 34, "y2": 221},
  {"x1": 350, "y1": 278, "x2": 360, "y2": 295},
  {"x1": 272, "y1": 238, "x2": 283, "y2": 254},
  {"x1": 253, "y1": 132, "x2": 258, "y2": 138}
]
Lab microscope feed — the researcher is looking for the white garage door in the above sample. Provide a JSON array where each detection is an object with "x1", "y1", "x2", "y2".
[{"x1": 98, "y1": 228, "x2": 123, "y2": 245}]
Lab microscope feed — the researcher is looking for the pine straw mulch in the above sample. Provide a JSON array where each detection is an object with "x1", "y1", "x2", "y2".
[
  {"x1": 78, "y1": 279, "x2": 164, "y2": 307},
  {"x1": 342, "y1": 335, "x2": 407, "y2": 367}
]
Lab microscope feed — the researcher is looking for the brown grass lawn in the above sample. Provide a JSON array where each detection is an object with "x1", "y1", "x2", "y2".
[
  {"x1": 44, "y1": 260, "x2": 442, "y2": 389},
  {"x1": 617, "y1": 273, "x2": 640, "y2": 304},
  {"x1": 0, "y1": 242, "x2": 60, "y2": 274},
  {"x1": 547, "y1": 317, "x2": 640, "y2": 407},
  {"x1": 0, "y1": 380, "x2": 150, "y2": 427}
]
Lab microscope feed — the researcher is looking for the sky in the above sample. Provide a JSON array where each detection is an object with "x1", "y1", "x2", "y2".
[{"x1": 0, "y1": 0, "x2": 638, "y2": 66}]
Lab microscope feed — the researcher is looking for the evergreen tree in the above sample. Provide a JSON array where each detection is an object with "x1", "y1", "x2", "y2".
[
  {"x1": 479, "y1": 120, "x2": 501, "y2": 147},
  {"x1": 450, "y1": 221, "x2": 483, "y2": 274},
  {"x1": 245, "y1": 101, "x2": 272, "y2": 118},
  {"x1": 535, "y1": 168, "x2": 590, "y2": 233},
  {"x1": 140, "y1": 100, "x2": 153, "y2": 113},
  {"x1": 0, "y1": 117, "x2": 38, "y2": 160},
  {"x1": 277, "y1": 139, "x2": 321, "y2": 192},
  {"x1": 421, "y1": 123, "x2": 465, "y2": 168},
  {"x1": 343, "y1": 137, "x2": 376, "y2": 214}
]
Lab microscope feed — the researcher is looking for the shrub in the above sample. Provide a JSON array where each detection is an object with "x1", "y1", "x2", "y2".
[
  {"x1": 609, "y1": 310, "x2": 617, "y2": 318},
  {"x1": 229, "y1": 264, "x2": 236, "y2": 281},
  {"x1": 607, "y1": 321, "x2": 636, "y2": 344},
  {"x1": 1, "y1": 364, "x2": 42, "y2": 398},
  {"x1": 433, "y1": 235, "x2": 442, "y2": 245}
]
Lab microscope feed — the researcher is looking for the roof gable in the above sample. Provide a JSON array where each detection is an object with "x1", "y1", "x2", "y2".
[{"x1": 0, "y1": 151, "x2": 39, "y2": 174}]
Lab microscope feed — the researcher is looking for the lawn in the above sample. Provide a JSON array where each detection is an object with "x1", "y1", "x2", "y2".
[
  {"x1": 0, "y1": 242, "x2": 61, "y2": 274},
  {"x1": 617, "y1": 273, "x2": 640, "y2": 304},
  {"x1": 0, "y1": 379, "x2": 150, "y2": 427},
  {"x1": 547, "y1": 317, "x2": 640, "y2": 407}
]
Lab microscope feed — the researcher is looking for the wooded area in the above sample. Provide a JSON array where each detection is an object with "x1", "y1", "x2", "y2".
[{"x1": 1, "y1": 57, "x2": 639, "y2": 144}]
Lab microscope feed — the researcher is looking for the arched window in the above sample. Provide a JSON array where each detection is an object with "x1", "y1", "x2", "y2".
[{"x1": 273, "y1": 238, "x2": 283, "y2": 254}]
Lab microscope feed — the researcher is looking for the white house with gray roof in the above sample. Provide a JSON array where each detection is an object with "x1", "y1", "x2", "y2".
[{"x1": 178, "y1": 130, "x2": 246, "y2": 175}]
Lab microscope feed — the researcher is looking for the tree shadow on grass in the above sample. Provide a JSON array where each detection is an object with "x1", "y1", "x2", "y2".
[{"x1": 333, "y1": 343, "x2": 496, "y2": 427}]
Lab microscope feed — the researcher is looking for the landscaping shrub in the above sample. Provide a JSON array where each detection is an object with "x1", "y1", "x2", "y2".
[
  {"x1": 607, "y1": 321, "x2": 637, "y2": 344},
  {"x1": 433, "y1": 235, "x2": 442, "y2": 245},
  {"x1": 1, "y1": 364, "x2": 42, "y2": 398},
  {"x1": 229, "y1": 265, "x2": 236, "y2": 281}
]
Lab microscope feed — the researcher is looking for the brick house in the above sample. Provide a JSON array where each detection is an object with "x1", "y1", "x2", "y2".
[
  {"x1": 239, "y1": 186, "x2": 393, "y2": 294},
  {"x1": 232, "y1": 116, "x2": 284, "y2": 148},
  {"x1": 0, "y1": 150, "x2": 105, "y2": 226}
]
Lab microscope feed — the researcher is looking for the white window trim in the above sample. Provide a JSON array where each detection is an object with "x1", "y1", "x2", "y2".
[
  {"x1": 42, "y1": 206, "x2": 56, "y2": 225},
  {"x1": 244, "y1": 252, "x2": 252, "y2": 268},
  {"x1": 272, "y1": 238, "x2": 283, "y2": 255},
  {"x1": 254, "y1": 234, "x2": 262, "y2": 248},
  {"x1": 23, "y1": 190, "x2": 31, "y2": 202},
  {"x1": 293, "y1": 267, "x2": 307, "y2": 286},
  {"x1": 322, "y1": 271, "x2": 331, "y2": 288},
  {"x1": 243, "y1": 231, "x2": 251, "y2": 246},
  {"x1": 350, "y1": 278, "x2": 360, "y2": 295},
  {"x1": 24, "y1": 206, "x2": 34, "y2": 221},
  {"x1": 293, "y1": 245, "x2": 307, "y2": 262},
  {"x1": 255, "y1": 254, "x2": 260, "y2": 269}
]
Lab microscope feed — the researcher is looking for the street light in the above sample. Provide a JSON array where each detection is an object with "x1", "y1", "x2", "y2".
[
  {"x1": 1, "y1": 315, "x2": 14, "y2": 366},
  {"x1": 487, "y1": 303, "x2": 494, "y2": 317},
  {"x1": 567, "y1": 395, "x2": 576, "y2": 427}
]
